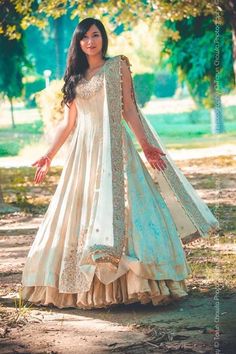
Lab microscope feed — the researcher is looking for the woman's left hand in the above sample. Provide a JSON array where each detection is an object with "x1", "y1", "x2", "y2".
[{"x1": 143, "y1": 143, "x2": 167, "y2": 171}]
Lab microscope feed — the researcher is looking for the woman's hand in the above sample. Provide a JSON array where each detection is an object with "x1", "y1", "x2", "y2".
[
  {"x1": 32, "y1": 155, "x2": 51, "y2": 184},
  {"x1": 143, "y1": 144, "x2": 167, "y2": 171}
]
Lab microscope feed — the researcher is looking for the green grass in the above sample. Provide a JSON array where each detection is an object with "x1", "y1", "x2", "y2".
[
  {"x1": 145, "y1": 106, "x2": 236, "y2": 139},
  {"x1": 127, "y1": 106, "x2": 236, "y2": 149},
  {"x1": 0, "y1": 105, "x2": 236, "y2": 157},
  {"x1": 186, "y1": 237, "x2": 236, "y2": 292},
  {"x1": 0, "y1": 120, "x2": 44, "y2": 134},
  {"x1": 126, "y1": 121, "x2": 236, "y2": 150},
  {"x1": 147, "y1": 105, "x2": 236, "y2": 124},
  {"x1": 147, "y1": 119, "x2": 236, "y2": 138},
  {"x1": 0, "y1": 120, "x2": 44, "y2": 156}
]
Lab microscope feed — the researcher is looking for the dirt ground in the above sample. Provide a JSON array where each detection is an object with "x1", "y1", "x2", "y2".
[{"x1": 0, "y1": 153, "x2": 236, "y2": 354}]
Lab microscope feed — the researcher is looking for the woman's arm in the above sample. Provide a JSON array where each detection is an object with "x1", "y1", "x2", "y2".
[
  {"x1": 45, "y1": 100, "x2": 78, "y2": 160},
  {"x1": 121, "y1": 58, "x2": 166, "y2": 171},
  {"x1": 121, "y1": 59, "x2": 149, "y2": 150},
  {"x1": 32, "y1": 100, "x2": 78, "y2": 183}
]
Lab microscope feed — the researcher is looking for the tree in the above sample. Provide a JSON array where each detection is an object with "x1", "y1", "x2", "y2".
[
  {"x1": 53, "y1": 15, "x2": 66, "y2": 79},
  {"x1": 1, "y1": 1, "x2": 235, "y2": 78},
  {"x1": 0, "y1": 0, "x2": 29, "y2": 128},
  {"x1": 1, "y1": 1, "x2": 235, "y2": 77},
  {"x1": 161, "y1": 15, "x2": 234, "y2": 134},
  {"x1": 0, "y1": 1, "x2": 221, "y2": 39},
  {"x1": 1, "y1": 0, "x2": 235, "y2": 132}
]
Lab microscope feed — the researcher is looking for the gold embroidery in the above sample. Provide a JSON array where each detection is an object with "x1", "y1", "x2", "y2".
[
  {"x1": 75, "y1": 72, "x2": 104, "y2": 99},
  {"x1": 88, "y1": 56, "x2": 126, "y2": 261},
  {"x1": 59, "y1": 247, "x2": 92, "y2": 293},
  {"x1": 120, "y1": 54, "x2": 135, "y2": 114}
]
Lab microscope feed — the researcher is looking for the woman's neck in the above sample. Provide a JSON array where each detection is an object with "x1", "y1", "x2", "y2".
[{"x1": 86, "y1": 55, "x2": 105, "y2": 70}]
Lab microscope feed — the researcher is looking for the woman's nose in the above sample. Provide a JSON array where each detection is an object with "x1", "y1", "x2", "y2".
[{"x1": 88, "y1": 38, "x2": 94, "y2": 45}]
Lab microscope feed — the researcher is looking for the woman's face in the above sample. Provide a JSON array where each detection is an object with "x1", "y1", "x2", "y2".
[{"x1": 80, "y1": 24, "x2": 103, "y2": 57}]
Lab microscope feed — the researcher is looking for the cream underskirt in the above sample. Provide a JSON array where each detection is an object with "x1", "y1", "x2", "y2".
[{"x1": 22, "y1": 269, "x2": 188, "y2": 309}]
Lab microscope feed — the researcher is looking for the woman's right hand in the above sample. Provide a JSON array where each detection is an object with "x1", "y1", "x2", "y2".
[
  {"x1": 142, "y1": 143, "x2": 166, "y2": 171},
  {"x1": 32, "y1": 155, "x2": 51, "y2": 184}
]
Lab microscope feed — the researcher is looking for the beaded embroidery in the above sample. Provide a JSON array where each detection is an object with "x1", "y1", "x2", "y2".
[
  {"x1": 59, "y1": 247, "x2": 93, "y2": 293},
  {"x1": 75, "y1": 72, "x2": 105, "y2": 100},
  {"x1": 88, "y1": 56, "x2": 126, "y2": 262}
]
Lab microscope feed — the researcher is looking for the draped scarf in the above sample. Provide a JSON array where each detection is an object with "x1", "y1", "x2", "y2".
[{"x1": 86, "y1": 54, "x2": 219, "y2": 267}]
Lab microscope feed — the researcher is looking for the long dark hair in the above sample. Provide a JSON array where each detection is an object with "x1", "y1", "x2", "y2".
[{"x1": 61, "y1": 18, "x2": 108, "y2": 107}]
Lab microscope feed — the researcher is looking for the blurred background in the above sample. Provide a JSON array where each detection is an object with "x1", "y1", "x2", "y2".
[
  {"x1": 0, "y1": 4, "x2": 236, "y2": 351},
  {"x1": 0, "y1": 1, "x2": 235, "y2": 209},
  {"x1": 0, "y1": 0, "x2": 236, "y2": 216},
  {"x1": 0, "y1": 1, "x2": 235, "y2": 162}
]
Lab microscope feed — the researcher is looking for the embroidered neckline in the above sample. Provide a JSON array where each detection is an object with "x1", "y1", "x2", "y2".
[{"x1": 82, "y1": 58, "x2": 110, "y2": 82}]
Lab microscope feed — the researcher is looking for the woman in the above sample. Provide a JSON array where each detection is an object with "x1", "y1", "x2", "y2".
[{"x1": 22, "y1": 18, "x2": 219, "y2": 309}]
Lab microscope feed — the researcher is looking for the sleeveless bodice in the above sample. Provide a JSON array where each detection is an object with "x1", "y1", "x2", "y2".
[{"x1": 74, "y1": 71, "x2": 106, "y2": 139}]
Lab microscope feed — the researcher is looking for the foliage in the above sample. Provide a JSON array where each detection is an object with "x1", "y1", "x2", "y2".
[
  {"x1": 23, "y1": 76, "x2": 45, "y2": 108},
  {"x1": 36, "y1": 79, "x2": 64, "y2": 131},
  {"x1": 154, "y1": 71, "x2": 177, "y2": 98},
  {"x1": 0, "y1": 139, "x2": 22, "y2": 157},
  {"x1": 108, "y1": 21, "x2": 162, "y2": 74},
  {"x1": 0, "y1": 2, "x2": 29, "y2": 103},
  {"x1": 24, "y1": 25, "x2": 57, "y2": 78},
  {"x1": 1, "y1": 1, "x2": 235, "y2": 112},
  {"x1": 161, "y1": 16, "x2": 234, "y2": 108},
  {"x1": 14, "y1": 289, "x2": 33, "y2": 323},
  {"x1": 0, "y1": 1, "x2": 223, "y2": 39},
  {"x1": 24, "y1": 14, "x2": 78, "y2": 78},
  {"x1": 133, "y1": 73, "x2": 155, "y2": 107}
]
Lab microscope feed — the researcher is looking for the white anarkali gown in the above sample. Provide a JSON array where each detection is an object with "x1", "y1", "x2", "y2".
[{"x1": 22, "y1": 56, "x2": 217, "y2": 309}]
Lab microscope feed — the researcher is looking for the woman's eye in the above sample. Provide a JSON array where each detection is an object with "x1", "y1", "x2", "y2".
[{"x1": 82, "y1": 33, "x2": 100, "y2": 40}]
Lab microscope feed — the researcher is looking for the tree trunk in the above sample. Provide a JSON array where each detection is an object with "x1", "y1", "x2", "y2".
[
  {"x1": 210, "y1": 94, "x2": 225, "y2": 134},
  {"x1": 9, "y1": 97, "x2": 16, "y2": 128},
  {"x1": 225, "y1": 0, "x2": 236, "y2": 83},
  {"x1": 54, "y1": 16, "x2": 65, "y2": 79},
  {"x1": 231, "y1": 23, "x2": 236, "y2": 84}
]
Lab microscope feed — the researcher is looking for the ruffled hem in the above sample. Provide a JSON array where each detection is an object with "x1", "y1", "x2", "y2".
[{"x1": 22, "y1": 270, "x2": 188, "y2": 309}]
